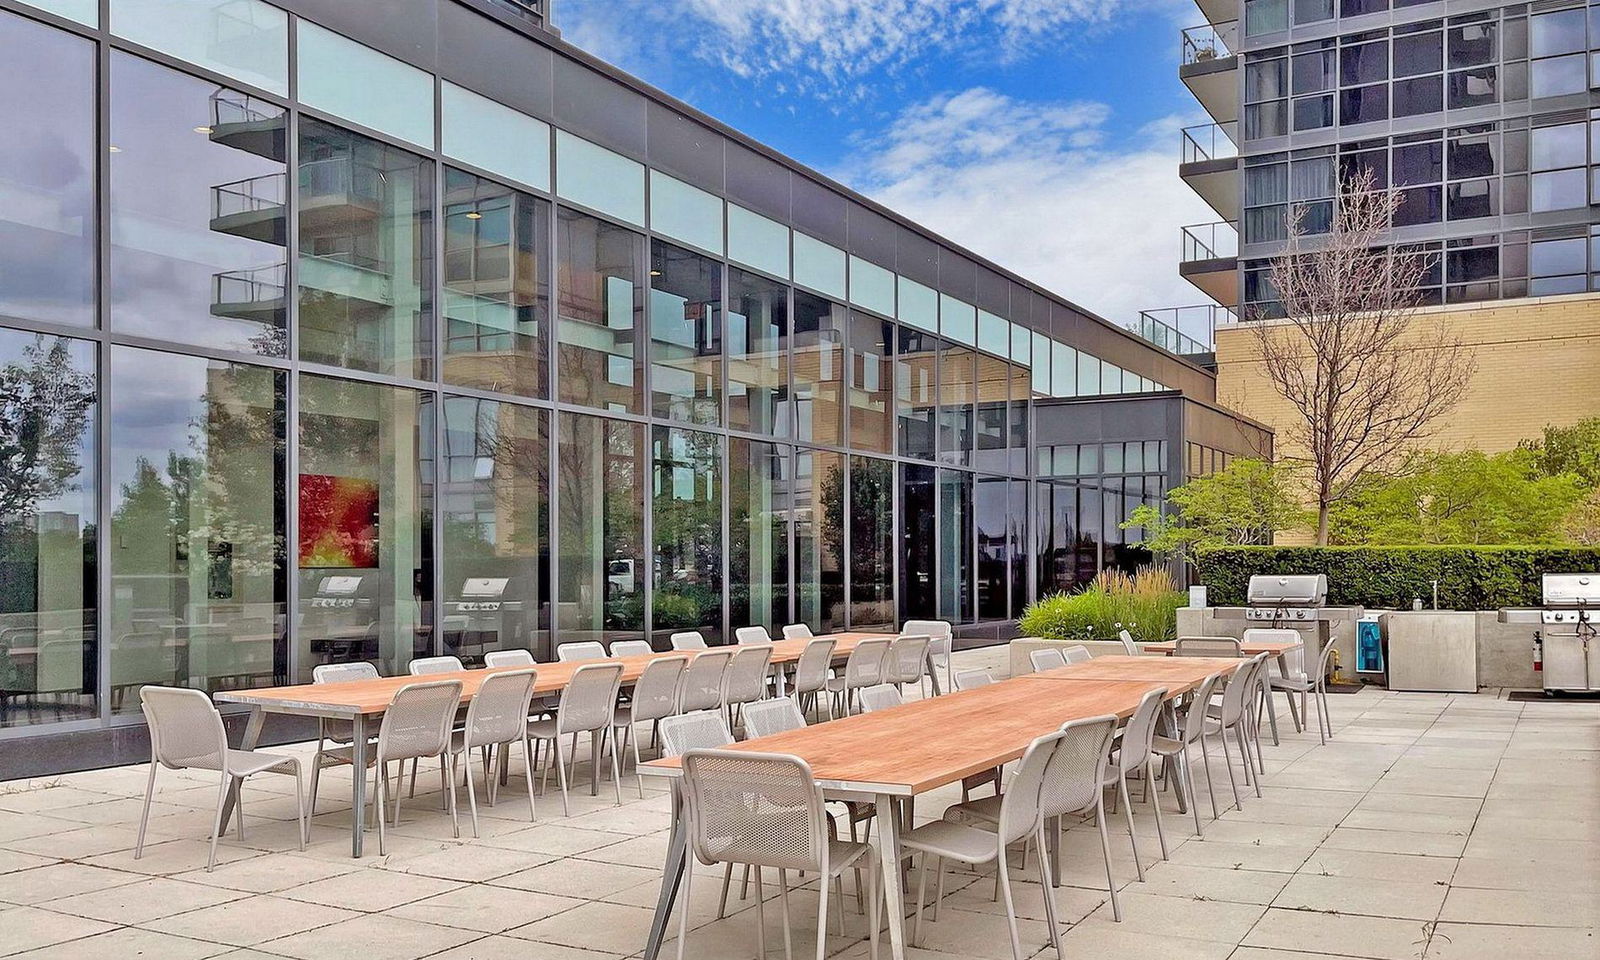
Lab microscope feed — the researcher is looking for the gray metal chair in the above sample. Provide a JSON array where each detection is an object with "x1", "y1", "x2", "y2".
[
  {"x1": 780, "y1": 623, "x2": 813, "y2": 641},
  {"x1": 1062, "y1": 645, "x2": 1093, "y2": 664},
  {"x1": 856, "y1": 683, "x2": 903, "y2": 713},
  {"x1": 722, "y1": 645, "x2": 773, "y2": 735},
  {"x1": 953, "y1": 669, "x2": 993, "y2": 691},
  {"x1": 615, "y1": 654, "x2": 688, "y2": 796},
  {"x1": 904, "y1": 618, "x2": 954, "y2": 695},
  {"x1": 556, "y1": 641, "x2": 608, "y2": 662},
  {"x1": 827, "y1": 637, "x2": 891, "y2": 716},
  {"x1": 483, "y1": 649, "x2": 535, "y2": 667},
  {"x1": 1103, "y1": 687, "x2": 1171, "y2": 878},
  {"x1": 1270, "y1": 637, "x2": 1335, "y2": 744},
  {"x1": 1174, "y1": 636, "x2": 1243, "y2": 657},
  {"x1": 1151, "y1": 671, "x2": 1223, "y2": 835},
  {"x1": 791, "y1": 637, "x2": 836, "y2": 721},
  {"x1": 449, "y1": 668, "x2": 538, "y2": 836},
  {"x1": 658, "y1": 709, "x2": 734, "y2": 757},
  {"x1": 409, "y1": 655, "x2": 465, "y2": 675},
  {"x1": 734, "y1": 626, "x2": 773, "y2": 645},
  {"x1": 1202, "y1": 659, "x2": 1259, "y2": 811},
  {"x1": 609, "y1": 639, "x2": 655, "y2": 658},
  {"x1": 307, "y1": 661, "x2": 379, "y2": 818},
  {"x1": 1117, "y1": 629, "x2": 1141, "y2": 656},
  {"x1": 677, "y1": 750, "x2": 878, "y2": 960},
  {"x1": 1029, "y1": 647, "x2": 1068, "y2": 673},
  {"x1": 885, "y1": 633, "x2": 931, "y2": 692},
  {"x1": 529, "y1": 661, "x2": 624, "y2": 815},
  {"x1": 372, "y1": 680, "x2": 463, "y2": 855},
  {"x1": 136, "y1": 686, "x2": 307, "y2": 871},
  {"x1": 740, "y1": 696, "x2": 807, "y2": 739},
  {"x1": 678, "y1": 647, "x2": 733, "y2": 714},
  {"x1": 670, "y1": 631, "x2": 708, "y2": 651}
]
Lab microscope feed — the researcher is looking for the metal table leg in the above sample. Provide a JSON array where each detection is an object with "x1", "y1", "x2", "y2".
[
  {"x1": 218, "y1": 706, "x2": 265, "y2": 834},
  {"x1": 644, "y1": 786, "x2": 688, "y2": 960},
  {"x1": 1047, "y1": 814, "x2": 1061, "y2": 888},
  {"x1": 874, "y1": 791, "x2": 908, "y2": 959},
  {"x1": 349, "y1": 713, "x2": 367, "y2": 858}
]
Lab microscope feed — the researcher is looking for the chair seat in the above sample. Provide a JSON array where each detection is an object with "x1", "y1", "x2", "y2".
[
  {"x1": 824, "y1": 838, "x2": 874, "y2": 878},
  {"x1": 318, "y1": 744, "x2": 380, "y2": 768},
  {"x1": 1150, "y1": 734, "x2": 1185, "y2": 756},
  {"x1": 825, "y1": 676, "x2": 849, "y2": 692},
  {"x1": 943, "y1": 793, "x2": 1002, "y2": 825},
  {"x1": 1270, "y1": 676, "x2": 1311, "y2": 691},
  {"x1": 900, "y1": 819, "x2": 1001, "y2": 864},
  {"x1": 226, "y1": 749, "x2": 300, "y2": 778}
]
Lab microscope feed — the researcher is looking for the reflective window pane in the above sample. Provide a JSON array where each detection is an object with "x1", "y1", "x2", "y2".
[
  {"x1": 649, "y1": 241, "x2": 721, "y2": 425},
  {"x1": 974, "y1": 352, "x2": 1009, "y2": 473},
  {"x1": 794, "y1": 449, "x2": 843, "y2": 633},
  {"x1": 940, "y1": 294, "x2": 977, "y2": 346},
  {"x1": 977, "y1": 309, "x2": 1008, "y2": 357},
  {"x1": 1531, "y1": 54, "x2": 1587, "y2": 98},
  {"x1": 896, "y1": 276, "x2": 936, "y2": 332},
  {"x1": 112, "y1": 0, "x2": 287, "y2": 95},
  {"x1": 557, "y1": 209, "x2": 644, "y2": 413},
  {"x1": 557, "y1": 413, "x2": 644, "y2": 647},
  {"x1": 938, "y1": 340, "x2": 974, "y2": 466},
  {"x1": 297, "y1": 119, "x2": 434, "y2": 378},
  {"x1": 110, "y1": 348, "x2": 285, "y2": 709},
  {"x1": 1007, "y1": 478, "x2": 1027, "y2": 617},
  {"x1": 0, "y1": 13, "x2": 94, "y2": 328},
  {"x1": 652, "y1": 427, "x2": 721, "y2": 643},
  {"x1": 727, "y1": 267, "x2": 789, "y2": 436},
  {"x1": 849, "y1": 257, "x2": 895, "y2": 317},
  {"x1": 441, "y1": 397, "x2": 547, "y2": 664},
  {"x1": 1031, "y1": 333, "x2": 1051, "y2": 395},
  {"x1": 899, "y1": 463, "x2": 935, "y2": 621},
  {"x1": 1531, "y1": 9, "x2": 1586, "y2": 58},
  {"x1": 442, "y1": 168, "x2": 550, "y2": 398},
  {"x1": 1054, "y1": 342, "x2": 1077, "y2": 397},
  {"x1": 1531, "y1": 237, "x2": 1586, "y2": 277},
  {"x1": 0, "y1": 330, "x2": 97, "y2": 728},
  {"x1": 441, "y1": 82, "x2": 550, "y2": 192},
  {"x1": 937, "y1": 469, "x2": 972, "y2": 624},
  {"x1": 555, "y1": 131, "x2": 645, "y2": 227},
  {"x1": 650, "y1": 171, "x2": 723, "y2": 254},
  {"x1": 728, "y1": 204, "x2": 789, "y2": 279},
  {"x1": 1532, "y1": 169, "x2": 1587, "y2": 211},
  {"x1": 111, "y1": 54, "x2": 288, "y2": 355},
  {"x1": 976, "y1": 476, "x2": 1008, "y2": 621},
  {"x1": 847, "y1": 311, "x2": 892, "y2": 453},
  {"x1": 729, "y1": 439, "x2": 787, "y2": 634},
  {"x1": 1532, "y1": 123, "x2": 1586, "y2": 170},
  {"x1": 297, "y1": 374, "x2": 433, "y2": 678},
  {"x1": 18, "y1": 1, "x2": 95, "y2": 25},
  {"x1": 793, "y1": 233, "x2": 845, "y2": 299},
  {"x1": 792, "y1": 292, "x2": 844, "y2": 446},
  {"x1": 850, "y1": 456, "x2": 894, "y2": 630},
  {"x1": 897, "y1": 327, "x2": 937, "y2": 461},
  {"x1": 296, "y1": 22, "x2": 432, "y2": 148}
]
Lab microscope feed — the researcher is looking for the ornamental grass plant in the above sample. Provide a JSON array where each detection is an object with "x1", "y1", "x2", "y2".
[{"x1": 1018, "y1": 566, "x2": 1184, "y2": 642}]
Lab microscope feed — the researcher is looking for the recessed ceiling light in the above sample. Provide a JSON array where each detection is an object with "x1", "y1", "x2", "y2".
[
  {"x1": 108, "y1": 145, "x2": 122, "y2": 153},
  {"x1": 465, "y1": 211, "x2": 483, "y2": 220},
  {"x1": 193, "y1": 125, "x2": 213, "y2": 134},
  {"x1": 649, "y1": 269, "x2": 662, "y2": 277}
]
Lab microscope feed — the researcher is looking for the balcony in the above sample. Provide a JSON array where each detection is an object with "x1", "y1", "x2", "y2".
[
  {"x1": 1135, "y1": 305, "x2": 1234, "y2": 357},
  {"x1": 210, "y1": 172, "x2": 286, "y2": 245},
  {"x1": 1192, "y1": 0, "x2": 1238, "y2": 27},
  {"x1": 1179, "y1": 123, "x2": 1240, "y2": 220},
  {"x1": 208, "y1": 90, "x2": 285, "y2": 161},
  {"x1": 1179, "y1": 221, "x2": 1239, "y2": 306},
  {"x1": 1180, "y1": 22, "x2": 1239, "y2": 125},
  {"x1": 211, "y1": 263, "x2": 286, "y2": 324}
]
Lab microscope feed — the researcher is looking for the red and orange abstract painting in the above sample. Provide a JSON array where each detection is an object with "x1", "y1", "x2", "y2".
[{"x1": 298, "y1": 474, "x2": 379, "y2": 568}]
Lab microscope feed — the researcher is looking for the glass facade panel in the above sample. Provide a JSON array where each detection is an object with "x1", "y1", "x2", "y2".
[
  {"x1": 977, "y1": 309, "x2": 1008, "y2": 357},
  {"x1": 296, "y1": 22, "x2": 432, "y2": 148},
  {"x1": 297, "y1": 118, "x2": 434, "y2": 379},
  {"x1": 849, "y1": 256, "x2": 895, "y2": 317},
  {"x1": 1010, "y1": 323, "x2": 1030, "y2": 363},
  {"x1": 974, "y1": 352, "x2": 1009, "y2": 473},
  {"x1": 649, "y1": 241, "x2": 722, "y2": 424},
  {"x1": 0, "y1": 330, "x2": 97, "y2": 727},
  {"x1": 110, "y1": 348, "x2": 285, "y2": 711},
  {"x1": 975, "y1": 475, "x2": 1007, "y2": 621},
  {"x1": 937, "y1": 469, "x2": 972, "y2": 623},
  {"x1": 849, "y1": 456, "x2": 894, "y2": 630},
  {"x1": 940, "y1": 294, "x2": 977, "y2": 346},
  {"x1": 1008, "y1": 478, "x2": 1028, "y2": 618},
  {"x1": 728, "y1": 205, "x2": 789, "y2": 279},
  {"x1": 557, "y1": 208, "x2": 645, "y2": 413},
  {"x1": 793, "y1": 233, "x2": 846, "y2": 299},
  {"x1": 728, "y1": 438, "x2": 787, "y2": 635},
  {"x1": 794, "y1": 449, "x2": 843, "y2": 633},
  {"x1": 557, "y1": 413, "x2": 644, "y2": 647},
  {"x1": 1031, "y1": 333, "x2": 1051, "y2": 395},
  {"x1": 649, "y1": 171, "x2": 723, "y2": 254},
  {"x1": 1053, "y1": 342, "x2": 1077, "y2": 397},
  {"x1": 896, "y1": 276, "x2": 937, "y2": 332},
  {"x1": 555, "y1": 130, "x2": 646, "y2": 227},
  {"x1": 18, "y1": 0, "x2": 95, "y2": 25},
  {"x1": 792, "y1": 291, "x2": 845, "y2": 447},
  {"x1": 440, "y1": 82, "x2": 550, "y2": 192},
  {"x1": 651, "y1": 426, "x2": 721, "y2": 644},
  {"x1": 297, "y1": 374, "x2": 432, "y2": 678},
  {"x1": 110, "y1": 54, "x2": 288, "y2": 355},
  {"x1": 442, "y1": 168, "x2": 550, "y2": 398},
  {"x1": 0, "y1": 13, "x2": 94, "y2": 329},
  {"x1": 1077, "y1": 350, "x2": 1101, "y2": 396},
  {"x1": 727, "y1": 267, "x2": 789, "y2": 436},
  {"x1": 897, "y1": 327, "x2": 937, "y2": 461},
  {"x1": 938, "y1": 340, "x2": 974, "y2": 466},
  {"x1": 440, "y1": 397, "x2": 547, "y2": 664},
  {"x1": 847, "y1": 311, "x2": 892, "y2": 453},
  {"x1": 899, "y1": 463, "x2": 936, "y2": 621},
  {"x1": 111, "y1": 0, "x2": 287, "y2": 95}
]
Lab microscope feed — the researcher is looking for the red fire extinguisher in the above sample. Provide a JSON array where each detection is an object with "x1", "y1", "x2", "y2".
[{"x1": 1533, "y1": 632, "x2": 1543, "y2": 672}]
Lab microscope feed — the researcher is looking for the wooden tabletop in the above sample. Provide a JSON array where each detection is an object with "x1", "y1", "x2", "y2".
[
  {"x1": 1143, "y1": 639, "x2": 1301, "y2": 656},
  {"x1": 213, "y1": 632, "x2": 887, "y2": 716},
  {"x1": 1021, "y1": 655, "x2": 1245, "y2": 694},
  {"x1": 643, "y1": 678, "x2": 1170, "y2": 795}
]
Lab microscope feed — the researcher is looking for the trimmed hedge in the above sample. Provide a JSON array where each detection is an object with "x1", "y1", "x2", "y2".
[{"x1": 1199, "y1": 546, "x2": 1600, "y2": 610}]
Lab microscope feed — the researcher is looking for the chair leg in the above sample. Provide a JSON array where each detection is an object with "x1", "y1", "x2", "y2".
[
  {"x1": 1241, "y1": 726, "x2": 1263, "y2": 798},
  {"x1": 913, "y1": 853, "x2": 931, "y2": 947},
  {"x1": 1094, "y1": 794, "x2": 1121, "y2": 922},
  {"x1": 1119, "y1": 776, "x2": 1144, "y2": 881},
  {"x1": 1218, "y1": 727, "x2": 1242, "y2": 811},
  {"x1": 1262, "y1": 684, "x2": 1281, "y2": 745},
  {"x1": 1147, "y1": 759, "x2": 1169, "y2": 860},
  {"x1": 675, "y1": 848, "x2": 695, "y2": 960},
  {"x1": 632, "y1": 722, "x2": 646, "y2": 800},
  {"x1": 997, "y1": 849, "x2": 1024, "y2": 960},
  {"x1": 307, "y1": 746, "x2": 324, "y2": 817},
  {"x1": 777, "y1": 868, "x2": 794, "y2": 960},
  {"x1": 1184, "y1": 751, "x2": 1203, "y2": 837},
  {"x1": 753, "y1": 865, "x2": 768, "y2": 960},
  {"x1": 717, "y1": 862, "x2": 735, "y2": 919},
  {"x1": 1036, "y1": 825, "x2": 1063, "y2": 960},
  {"x1": 135, "y1": 763, "x2": 157, "y2": 859},
  {"x1": 554, "y1": 735, "x2": 571, "y2": 817},
  {"x1": 818, "y1": 861, "x2": 836, "y2": 960},
  {"x1": 607, "y1": 728, "x2": 623, "y2": 805},
  {"x1": 206, "y1": 775, "x2": 230, "y2": 873},
  {"x1": 445, "y1": 752, "x2": 460, "y2": 839},
  {"x1": 463, "y1": 751, "x2": 481, "y2": 839},
  {"x1": 521, "y1": 737, "x2": 538, "y2": 821}
]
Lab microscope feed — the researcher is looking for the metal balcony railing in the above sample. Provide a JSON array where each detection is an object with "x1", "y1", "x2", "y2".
[
  {"x1": 299, "y1": 156, "x2": 385, "y2": 207},
  {"x1": 213, "y1": 263, "x2": 286, "y2": 305},
  {"x1": 212, "y1": 172, "x2": 285, "y2": 219},
  {"x1": 1180, "y1": 123, "x2": 1238, "y2": 165},
  {"x1": 1135, "y1": 305, "x2": 1233, "y2": 355},
  {"x1": 210, "y1": 89, "x2": 280, "y2": 128},
  {"x1": 1181, "y1": 21, "x2": 1239, "y2": 66},
  {"x1": 486, "y1": 0, "x2": 546, "y2": 23},
  {"x1": 1181, "y1": 222, "x2": 1238, "y2": 263}
]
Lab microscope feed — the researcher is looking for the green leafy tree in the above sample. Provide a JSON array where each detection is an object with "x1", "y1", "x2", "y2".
[
  {"x1": 1523, "y1": 417, "x2": 1600, "y2": 489},
  {"x1": 1123, "y1": 459, "x2": 1306, "y2": 567},
  {"x1": 1559, "y1": 488, "x2": 1600, "y2": 546}
]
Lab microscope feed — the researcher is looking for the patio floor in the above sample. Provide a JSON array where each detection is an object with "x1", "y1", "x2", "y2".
[{"x1": 0, "y1": 647, "x2": 1596, "y2": 960}]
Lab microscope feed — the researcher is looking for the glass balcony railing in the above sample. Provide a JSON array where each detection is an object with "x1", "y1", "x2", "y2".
[
  {"x1": 1180, "y1": 123, "x2": 1238, "y2": 165},
  {"x1": 1135, "y1": 305, "x2": 1233, "y2": 355},
  {"x1": 213, "y1": 263, "x2": 287, "y2": 306},
  {"x1": 212, "y1": 172, "x2": 285, "y2": 219},
  {"x1": 1181, "y1": 21, "x2": 1239, "y2": 66},
  {"x1": 210, "y1": 89, "x2": 280, "y2": 128},
  {"x1": 1181, "y1": 222, "x2": 1238, "y2": 263}
]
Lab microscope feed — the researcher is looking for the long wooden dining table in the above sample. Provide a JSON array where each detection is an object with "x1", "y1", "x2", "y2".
[
  {"x1": 212, "y1": 632, "x2": 892, "y2": 857},
  {"x1": 637, "y1": 669, "x2": 1224, "y2": 960}
]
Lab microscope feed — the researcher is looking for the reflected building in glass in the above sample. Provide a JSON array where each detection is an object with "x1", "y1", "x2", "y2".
[{"x1": 0, "y1": 0, "x2": 1265, "y2": 767}]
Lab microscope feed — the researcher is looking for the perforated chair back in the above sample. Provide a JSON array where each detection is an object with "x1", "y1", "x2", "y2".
[
  {"x1": 734, "y1": 626, "x2": 773, "y2": 646},
  {"x1": 1217, "y1": 657, "x2": 1257, "y2": 724},
  {"x1": 780, "y1": 623, "x2": 813, "y2": 641},
  {"x1": 1063, "y1": 645, "x2": 1093, "y2": 664},
  {"x1": 1245, "y1": 628, "x2": 1303, "y2": 677},
  {"x1": 886, "y1": 633, "x2": 930, "y2": 685},
  {"x1": 953, "y1": 669, "x2": 993, "y2": 690},
  {"x1": 463, "y1": 669, "x2": 536, "y2": 748},
  {"x1": 557, "y1": 662, "x2": 623, "y2": 734},
  {"x1": 791, "y1": 637, "x2": 836, "y2": 695},
  {"x1": 1117, "y1": 687, "x2": 1168, "y2": 772},
  {"x1": 630, "y1": 655, "x2": 688, "y2": 724},
  {"x1": 995, "y1": 730, "x2": 1064, "y2": 846},
  {"x1": 659, "y1": 710, "x2": 734, "y2": 756},
  {"x1": 903, "y1": 618, "x2": 952, "y2": 655},
  {"x1": 670, "y1": 631, "x2": 708, "y2": 651},
  {"x1": 857, "y1": 684, "x2": 903, "y2": 713},
  {"x1": 609, "y1": 639, "x2": 655, "y2": 658},
  {"x1": 1029, "y1": 648, "x2": 1068, "y2": 673},
  {"x1": 1183, "y1": 672, "x2": 1222, "y2": 744},
  {"x1": 740, "y1": 697, "x2": 806, "y2": 738},
  {"x1": 679, "y1": 648, "x2": 733, "y2": 712},
  {"x1": 409, "y1": 655, "x2": 464, "y2": 675},
  {"x1": 722, "y1": 645, "x2": 773, "y2": 706},
  {"x1": 1040, "y1": 714, "x2": 1118, "y2": 819},
  {"x1": 556, "y1": 641, "x2": 608, "y2": 662},
  {"x1": 681, "y1": 750, "x2": 828, "y2": 872},
  {"x1": 377, "y1": 680, "x2": 462, "y2": 762},
  {"x1": 314, "y1": 661, "x2": 379, "y2": 684},
  {"x1": 483, "y1": 649, "x2": 535, "y2": 667},
  {"x1": 1117, "y1": 629, "x2": 1140, "y2": 656},
  {"x1": 1174, "y1": 636, "x2": 1243, "y2": 658},
  {"x1": 141, "y1": 686, "x2": 227, "y2": 771},
  {"x1": 843, "y1": 637, "x2": 891, "y2": 689}
]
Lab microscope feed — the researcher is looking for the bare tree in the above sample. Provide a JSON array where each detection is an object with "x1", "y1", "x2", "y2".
[{"x1": 1255, "y1": 171, "x2": 1475, "y2": 545}]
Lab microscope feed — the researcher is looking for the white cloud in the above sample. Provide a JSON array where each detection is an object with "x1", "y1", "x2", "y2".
[{"x1": 838, "y1": 87, "x2": 1215, "y2": 326}]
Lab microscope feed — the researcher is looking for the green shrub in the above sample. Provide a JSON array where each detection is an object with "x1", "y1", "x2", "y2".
[
  {"x1": 1199, "y1": 545, "x2": 1600, "y2": 609},
  {"x1": 1019, "y1": 568, "x2": 1185, "y2": 642}
]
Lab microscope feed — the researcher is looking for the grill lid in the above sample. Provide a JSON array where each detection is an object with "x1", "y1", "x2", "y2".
[
  {"x1": 1542, "y1": 573, "x2": 1600, "y2": 606},
  {"x1": 1247, "y1": 574, "x2": 1328, "y2": 606}
]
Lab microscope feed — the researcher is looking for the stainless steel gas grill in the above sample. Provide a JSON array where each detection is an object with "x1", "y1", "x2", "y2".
[
  {"x1": 1499, "y1": 573, "x2": 1600, "y2": 693},
  {"x1": 1245, "y1": 574, "x2": 1331, "y2": 622}
]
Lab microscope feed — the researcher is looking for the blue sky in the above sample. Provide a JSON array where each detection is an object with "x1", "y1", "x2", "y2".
[{"x1": 558, "y1": 0, "x2": 1216, "y2": 326}]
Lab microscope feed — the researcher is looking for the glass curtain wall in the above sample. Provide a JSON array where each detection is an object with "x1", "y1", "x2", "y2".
[
  {"x1": 727, "y1": 268, "x2": 789, "y2": 436},
  {"x1": 849, "y1": 456, "x2": 895, "y2": 630},
  {"x1": 792, "y1": 292, "x2": 845, "y2": 447},
  {"x1": 729, "y1": 438, "x2": 788, "y2": 634},
  {"x1": 899, "y1": 463, "x2": 936, "y2": 621},
  {"x1": 897, "y1": 328, "x2": 937, "y2": 461},
  {"x1": 649, "y1": 242, "x2": 722, "y2": 425},
  {"x1": 557, "y1": 210, "x2": 645, "y2": 414},
  {"x1": 847, "y1": 312, "x2": 893, "y2": 453},
  {"x1": 795, "y1": 448, "x2": 844, "y2": 633},
  {"x1": 651, "y1": 426, "x2": 723, "y2": 643},
  {"x1": 557, "y1": 413, "x2": 644, "y2": 648},
  {"x1": 937, "y1": 469, "x2": 973, "y2": 623}
]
